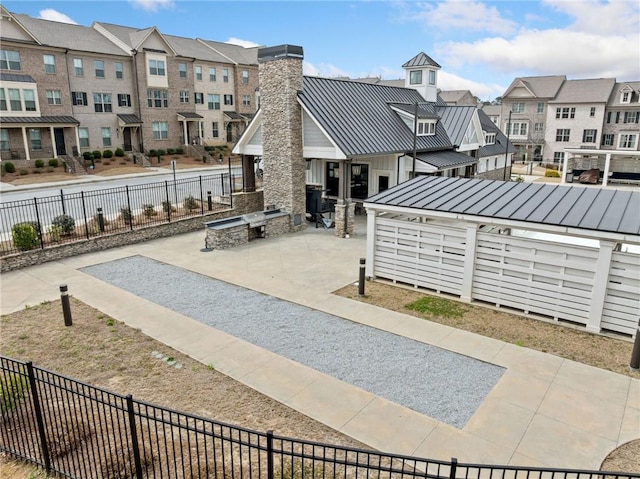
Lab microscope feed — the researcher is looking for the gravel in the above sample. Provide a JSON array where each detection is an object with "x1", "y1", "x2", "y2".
[{"x1": 82, "y1": 255, "x2": 505, "y2": 428}]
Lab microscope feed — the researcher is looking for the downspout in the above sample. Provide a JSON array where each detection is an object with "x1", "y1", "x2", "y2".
[{"x1": 132, "y1": 49, "x2": 144, "y2": 153}]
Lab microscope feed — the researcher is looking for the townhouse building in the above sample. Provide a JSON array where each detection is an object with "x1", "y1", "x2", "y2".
[
  {"x1": 0, "y1": 6, "x2": 259, "y2": 161},
  {"x1": 603, "y1": 82, "x2": 640, "y2": 152}
]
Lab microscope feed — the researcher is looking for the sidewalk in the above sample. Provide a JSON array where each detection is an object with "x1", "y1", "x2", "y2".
[{"x1": 1, "y1": 220, "x2": 638, "y2": 469}]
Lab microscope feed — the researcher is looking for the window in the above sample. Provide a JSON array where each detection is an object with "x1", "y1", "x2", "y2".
[
  {"x1": 74, "y1": 58, "x2": 83, "y2": 76},
  {"x1": 556, "y1": 129, "x2": 570, "y2": 142},
  {"x1": 615, "y1": 112, "x2": 621, "y2": 123},
  {"x1": 30, "y1": 129, "x2": 42, "y2": 150},
  {"x1": 93, "y1": 92, "x2": 112, "y2": 112},
  {"x1": 179, "y1": 63, "x2": 187, "y2": 78},
  {"x1": 511, "y1": 102, "x2": 525, "y2": 113},
  {"x1": 223, "y1": 94, "x2": 233, "y2": 106},
  {"x1": 534, "y1": 122, "x2": 544, "y2": 133},
  {"x1": 241, "y1": 70, "x2": 249, "y2": 84},
  {"x1": 537, "y1": 102, "x2": 544, "y2": 114},
  {"x1": 428, "y1": 70, "x2": 436, "y2": 85},
  {"x1": 242, "y1": 95, "x2": 251, "y2": 106},
  {"x1": 195, "y1": 65, "x2": 202, "y2": 81},
  {"x1": 72, "y1": 91, "x2": 88, "y2": 106},
  {"x1": 582, "y1": 129, "x2": 597, "y2": 143},
  {"x1": 0, "y1": 129, "x2": 9, "y2": 151},
  {"x1": 624, "y1": 111, "x2": 639, "y2": 123},
  {"x1": 115, "y1": 62, "x2": 123, "y2": 79},
  {"x1": 409, "y1": 70, "x2": 422, "y2": 85},
  {"x1": 212, "y1": 122, "x2": 219, "y2": 138},
  {"x1": 326, "y1": 162, "x2": 340, "y2": 196},
  {"x1": 147, "y1": 89, "x2": 168, "y2": 108},
  {"x1": 46, "y1": 90, "x2": 62, "y2": 105},
  {"x1": 101, "y1": 127, "x2": 111, "y2": 147},
  {"x1": 43, "y1": 54, "x2": 56, "y2": 73},
  {"x1": 223, "y1": 68, "x2": 229, "y2": 83},
  {"x1": 555, "y1": 107, "x2": 575, "y2": 119},
  {"x1": 118, "y1": 93, "x2": 131, "y2": 107},
  {"x1": 606, "y1": 111, "x2": 612, "y2": 123},
  {"x1": 209, "y1": 67, "x2": 216, "y2": 81},
  {"x1": 79, "y1": 127, "x2": 89, "y2": 148},
  {"x1": 484, "y1": 132, "x2": 496, "y2": 145},
  {"x1": 152, "y1": 121, "x2": 168, "y2": 140},
  {"x1": 208, "y1": 94, "x2": 220, "y2": 110},
  {"x1": 94, "y1": 60, "x2": 105, "y2": 78},
  {"x1": 0, "y1": 89, "x2": 6, "y2": 110},
  {"x1": 602, "y1": 134, "x2": 614, "y2": 146},
  {"x1": 417, "y1": 120, "x2": 436, "y2": 136},
  {"x1": 194, "y1": 92, "x2": 204, "y2": 104},
  {"x1": 8, "y1": 89, "x2": 21, "y2": 110},
  {"x1": 619, "y1": 133, "x2": 638, "y2": 149},
  {"x1": 553, "y1": 152, "x2": 564, "y2": 163},
  {"x1": 621, "y1": 91, "x2": 631, "y2": 104},
  {"x1": 24, "y1": 89, "x2": 36, "y2": 111},
  {"x1": 1, "y1": 50, "x2": 21, "y2": 70},
  {"x1": 590, "y1": 107, "x2": 596, "y2": 117},
  {"x1": 509, "y1": 122, "x2": 528, "y2": 136},
  {"x1": 350, "y1": 163, "x2": 369, "y2": 199},
  {"x1": 149, "y1": 59, "x2": 165, "y2": 76},
  {"x1": 179, "y1": 91, "x2": 189, "y2": 103}
]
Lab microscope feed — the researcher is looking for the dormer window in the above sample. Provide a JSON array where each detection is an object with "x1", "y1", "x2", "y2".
[
  {"x1": 484, "y1": 132, "x2": 496, "y2": 145},
  {"x1": 621, "y1": 91, "x2": 631, "y2": 103},
  {"x1": 417, "y1": 119, "x2": 436, "y2": 136},
  {"x1": 409, "y1": 70, "x2": 422, "y2": 85}
]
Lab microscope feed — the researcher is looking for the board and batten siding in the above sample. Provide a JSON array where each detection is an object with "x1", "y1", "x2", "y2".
[{"x1": 370, "y1": 214, "x2": 639, "y2": 336}]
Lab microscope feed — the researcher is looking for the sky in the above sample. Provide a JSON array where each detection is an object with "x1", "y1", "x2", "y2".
[{"x1": 3, "y1": 0, "x2": 639, "y2": 101}]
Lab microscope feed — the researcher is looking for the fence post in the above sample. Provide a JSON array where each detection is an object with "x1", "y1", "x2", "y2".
[
  {"x1": 26, "y1": 362, "x2": 51, "y2": 473},
  {"x1": 33, "y1": 198, "x2": 45, "y2": 250},
  {"x1": 80, "y1": 191, "x2": 89, "y2": 239},
  {"x1": 199, "y1": 176, "x2": 204, "y2": 215},
  {"x1": 125, "y1": 186, "x2": 133, "y2": 231},
  {"x1": 60, "y1": 189, "x2": 66, "y2": 215},
  {"x1": 449, "y1": 457, "x2": 457, "y2": 479},
  {"x1": 221, "y1": 174, "x2": 225, "y2": 197},
  {"x1": 266, "y1": 430, "x2": 274, "y2": 479},
  {"x1": 126, "y1": 395, "x2": 144, "y2": 479},
  {"x1": 164, "y1": 181, "x2": 171, "y2": 222}
]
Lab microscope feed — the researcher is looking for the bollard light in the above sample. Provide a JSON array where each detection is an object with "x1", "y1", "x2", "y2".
[
  {"x1": 358, "y1": 258, "x2": 366, "y2": 296},
  {"x1": 60, "y1": 284, "x2": 72, "y2": 326}
]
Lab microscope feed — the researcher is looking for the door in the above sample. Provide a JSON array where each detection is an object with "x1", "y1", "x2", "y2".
[
  {"x1": 371, "y1": 169, "x2": 392, "y2": 195},
  {"x1": 54, "y1": 128, "x2": 66, "y2": 155},
  {"x1": 226, "y1": 123, "x2": 233, "y2": 142},
  {"x1": 123, "y1": 128, "x2": 132, "y2": 151}
]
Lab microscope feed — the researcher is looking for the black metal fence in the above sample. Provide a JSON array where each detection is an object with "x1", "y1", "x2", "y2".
[
  {"x1": 1, "y1": 356, "x2": 636, "y2": 479},
  {"x1": 0, "y1": 174, "x2": 234, "y2": 257}
]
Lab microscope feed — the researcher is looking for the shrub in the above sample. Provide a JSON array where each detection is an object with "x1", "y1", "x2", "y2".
[
  {"x1": 19, "y1": 169, "x2": 29, "y2": 176},
  {"x1": 545, "y1": 170, "x2": 560, "y2": 178},
  {"x1": 83, "y1": 152, "x2": 92, "y2": 161},
  {"x1": 120, "y1": 207, "x2": 133, "y2": 225},
  {"x1": 167, "y1": 148, "x2": 176, "y2": 155},
  {"x1": 162, "y1": 201, "x2": 176, "y2": 213},
  {"x1": 34, "y1": 159, "x2": 45, "y2": 168},
  {"x1": 176, "y1": 147, "x2": 184, "y2": 154},
  {"x1": 157, "y1": 149, "x2": 166, "y2": 156},
  {"x1": 48, "y1": 158, "x2": 59, "y2": 168},
  {"x1": 92, "y1": 150, "x2": 102, "y2": 159},
  {"x1": 115, "y1": 148, "x2": 125, "y2": 157},
  {"x1": 3, "y1": 162, "x2": 16, "y2": 173},
  {"x1": 11, "y1": 222, "x2": 39, "y2": 251},
  {"x1": 48, "y1": 224, "x2": 64, "y2": 242},
  {"x1": 0, "y1": 373, "x2": 30, "y2": 414},
  {"x1": 204, "y1": 146, "x2": 214, "y2": 152},
  {"x1": 183, "y1": 195, "x2": 199, "y2": 211},
  {"x1": 149, "y1": 149, "x2": 158, "y2": 157},
  {"x1": 142, "y1": 204, "x2": 157, "y2": 218},
  {"x1": 52, "y1": 214, "x2": 76, "y2": 235},
  {"x1": 103, "y1": 149, "x2": 113, "y2": 158}
]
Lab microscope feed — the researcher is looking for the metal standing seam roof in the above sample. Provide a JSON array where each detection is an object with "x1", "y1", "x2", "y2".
[
  {"x1": 0, "y1": 73, "x2": 36, "y2": 83},
  {"x1": 0, "y1": 116, "x2": 79, "y2": 124},
  {"x1": 415, "y1": 150, "x2": 476, "y2": 169},
  {"x1": 117, "y1": 114, "x2": 142, "y2": 124},
  {"x1": 477, "y1": 109, "x2": 516, "y2": 158},
  {"x1": 402, "y1": 52, "x2": 441, "y2": 69},
  {"x1": 365, "y1": 176, "x2": 640, "y2": 237},
  {"x1": 297, "y1": 76, "x2": 453, "y2": 157},
  {"x1": 177, "y1": 112, "x2": 203, "y2": 119},
  {"x1": 435, "y1": 106, "x2": 477, "y2": 147}
]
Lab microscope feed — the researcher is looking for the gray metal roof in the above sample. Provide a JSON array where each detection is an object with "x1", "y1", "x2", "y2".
[
  {"x1": 0, "y1": 116, "x2": 79, "y2": 124},
  {"x1": 224, "y1": 111, "x2": 250, "y2": 121},
  {"x1": 477, "y1": 109, "x2": 516, "y2": 158},
  {"x1": 177, "y1": 112, "x2": 203, "y2": 119},
  {"x1": 13, "y1": 14, "x2": 128, "y2": 55},
  {"x1": 503, "y1": 75, "x2": 566, "y2": 99},
  {"x1": 0, "y1": 73, "x2": 36, "y2": 83},
  {"x1": 549, "y1": 78, "x2": 616, "y2": 104},
  {"x1": 117, "y1": 114, "x2": 142, "y2": 124},
  {"x1": 436, "y1": 106, "x2": 476, "y2": 147},
  {"x1": 366, "y1": 176, "x2": 640, "y2": 237},
  {"x1": 415, "y1": 150, "x2": 476, "y2": 169},
  {"x1": 297, "y1": 76, "x2": 453, "y2": 157},
  {"x1": 402, "y1": 52, "x2": 441, "y2": 69}
]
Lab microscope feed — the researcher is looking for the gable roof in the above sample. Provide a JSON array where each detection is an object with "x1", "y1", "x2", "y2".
[
  {"x1": 197, "y1": 39, "x2": 259, "y2": 65},
  {"x1": 93, "y1": 22, "x2": 176, "y2": 55},
  {"x1": 435, "y1": 106, "x2": 477, "y2": 147},
  {"x1": 438, "y1": 90, "x2": 476, "y2": 105},
  {"x1": 503, "y1": 75, "x2": 566, "y2": 99},
  {"x1": 549, "y1": 78, "x2": 616, "y2": 104},
  {"x1": 297, "y1": 76, "x2": 453, "y2": 157},
  {"x1": 477, "y1": 109, "x2": 516, "y2": 158},
  {"x1": 416, "y1": 150, "x2": 476, "y2": 169},
  {"x1": 608, "y1": 82, "x2": 640, "y2": 105},
  {"x1": 402, "y1": 52, "x2": 441, "y2": 69},
  {"x1": 366, "y1": 176, "x2": 640, "y2": 238}
]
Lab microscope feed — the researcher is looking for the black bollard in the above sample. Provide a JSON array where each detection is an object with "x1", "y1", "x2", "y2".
[
  {"x1": 207, "y1": 191, "x2": 212, "y2": 211},
  {"x1": 97, "y1": 207, "x2": 105, "y2": 232},
  {"x1": 60, "y1": 284, "x2": 72, "y2": 326},
  {"x1": 358, "y1": 258, "x2": 366, "y2": 296},
  {"x1": 630, "y1": 320, "x2": 640, "y2": 370}
]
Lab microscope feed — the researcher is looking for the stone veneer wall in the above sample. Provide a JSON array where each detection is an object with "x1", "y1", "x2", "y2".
[
  {"x1": 258, "y1": 47, "x2": 306, "y2": 232},
  {"x1": 334, "y1": 202, "x2": 356, "y2": 238},
  {"x1": 476, "y1": 167, "x2": 512, "y2": 181}
]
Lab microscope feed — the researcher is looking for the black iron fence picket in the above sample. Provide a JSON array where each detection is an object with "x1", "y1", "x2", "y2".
[
  {"x1": 1, "y1": 356, "x2": 637, "y2": 479},
  {"x1": 0, "y1": 174, "x2": 233, "y2": 256}
]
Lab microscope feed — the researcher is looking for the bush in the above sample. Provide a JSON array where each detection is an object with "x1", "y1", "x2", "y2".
[
  {"x1": 120, "y1": 207, "x2": 133, "y2": 225},
  {"x1": 47, "y1": 224, "x2": 64, "y2": 242},
  {"x1": 48, "y1": 158, "x2": 59, "y2": 168},
  {"x1": 142, "y1": 204, "x2": 157, "y2": 218},
  {"x1": 149, "y1": 149, "x2": 157, "y2": 157},
  {"x1": 3, "y1": 162, "x2": 16, "y2": 173},
  {"x1": 92, "y1": 150, "x2": 102, "y2": 160},
  {"x1": 34, "y1": 159, "x2": 45, "y2": 168},
  {"x1": 545, "y1": 170, "x2": 561, "y2": 178},
  {"x1": 157, "y1": 149, "x2": 166, "y2": 156},
  {"x1": 204, "y1": 146, "x2": 214, "y2": 152},
  {"x1": 0, "y1": 373, "x2": 30, "y2": 414},
  {"x1": 52, "y1": 214, "x2": 76, "y2": 235},
  {"x1": 11, "y1": 222, "x2": 39, "y2": 251},
  {"x1": 167, "y1": 148, "x2": 176, "y2": 155},
  {"x1": 183, "y1": 195, "x2": 199, "y2": 211},
  {"x1": 103, "y1": 149, "x2": 113, "y2": 158},
  {"x1": 176, "y1": 147, "x2": 184, "y2": 154},
  {"x1": 115, "y1": 148, "x2": 125, "y2": 157},
  {"x1": 83, "y1": 152, "x2": 92, "y2": 161},
  {"x1": 162, "y1": 201, "x2": 176, "y2": 213}
]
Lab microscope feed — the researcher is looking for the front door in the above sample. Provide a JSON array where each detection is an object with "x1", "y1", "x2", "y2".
[
  {"x1": 123, "y1": 128, "x2": 132, "y2": 151},
  {"x1": 54, "y1": 128, "x2": 66, "y2": 155},
  {"x1": 226, "y1": 123, "x2": 233, "y2": 142}
]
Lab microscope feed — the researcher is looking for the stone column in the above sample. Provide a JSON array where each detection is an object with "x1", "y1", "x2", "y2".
[
  {"x1": 334, "y1": 202, "x2": 355, "y2": 238},
  {"x1": 258, "y1": 45, "x2": 306, "y2": 232}
]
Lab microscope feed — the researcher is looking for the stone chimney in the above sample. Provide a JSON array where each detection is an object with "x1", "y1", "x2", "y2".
[{"x1": 258, "y1": 44, "x2": 306, "y2": 232}]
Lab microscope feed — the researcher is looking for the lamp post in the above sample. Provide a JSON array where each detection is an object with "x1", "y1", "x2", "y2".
[{"x1": 503, "y1": 110, "x2": 512, "y2": 181}]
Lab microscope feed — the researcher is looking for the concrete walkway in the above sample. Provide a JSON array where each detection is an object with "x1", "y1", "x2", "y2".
[{"x1": 1, "y1": 219, "x2": 638, "y2": 470}]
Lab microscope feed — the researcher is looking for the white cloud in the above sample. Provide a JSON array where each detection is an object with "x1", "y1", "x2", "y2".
[
  {"x1": 128, "y1": 0, "x2": 175, "y2": 12},
  {"x1": 37, "y1": 9, "x2": 77, "y2": 24},
  {"x1": 438, "y1": 71, "x2": 504, "y2": 100},
  {"x1": 225, "y1": 38, "x2": 261, "y2": 48},
  {"x1": 543, "y1": 0, "x2": 639, "y2": 36},
  {"x1": 304, "y1": 62, "x2": 350, "y2": 78}
]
